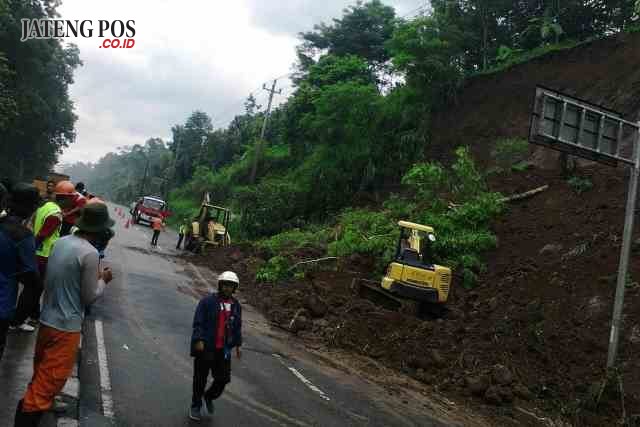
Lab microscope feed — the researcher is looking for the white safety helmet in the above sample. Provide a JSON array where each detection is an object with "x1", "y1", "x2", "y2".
[{"x1": 218, "y1": 271, "x2": 239, "y2": 289}]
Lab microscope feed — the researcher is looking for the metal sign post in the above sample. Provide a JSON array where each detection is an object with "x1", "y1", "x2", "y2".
[
  {"x1": 608, "y1": 158, "x2": 640, "y2": 368},
  {"x1": 529, "y1": 86, "x2": 640, "y2": 370}
]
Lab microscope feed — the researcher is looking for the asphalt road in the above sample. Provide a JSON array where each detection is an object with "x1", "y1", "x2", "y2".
[{"x1": 77, "y1": 204, "x2": 452, "y2": 427}]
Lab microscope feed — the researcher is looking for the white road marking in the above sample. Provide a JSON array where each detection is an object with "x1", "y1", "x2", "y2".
[
  {"x1": 57, "y1": 417, "x2": 79, "y2": 427},
  {"x1": 95, "y1": 320, "x2": 115, "y2": 418},
  {"x1": 273, "y1": 354, "x2": 331, "y2": 401}
]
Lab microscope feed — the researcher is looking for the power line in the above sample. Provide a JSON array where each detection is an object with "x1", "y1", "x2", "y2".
[
  {"x1": 250, "y1": 79, "x2": 283, "y2": 183},
  {"x1": 209, "y1": 72, "x2": 294, "y2": 129}
]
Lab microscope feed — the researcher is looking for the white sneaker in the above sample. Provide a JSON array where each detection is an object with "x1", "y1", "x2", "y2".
[{"x1": 17, "y1": 323, "x2": 35, "y2": 332}]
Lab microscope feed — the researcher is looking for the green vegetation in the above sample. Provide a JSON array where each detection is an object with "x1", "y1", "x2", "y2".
[
  {"x1": 0, "y1": 1, "x2": 81, "y2": 179},
  {"x1": 258, "y1": 148, "x2": 503, "y2": 287},
  {"x1": 39, "y1": 1, "x2": 637, "y2": 283},
  {"x1": 567, "y1": 176, "x2": 593, "y2": 194}
]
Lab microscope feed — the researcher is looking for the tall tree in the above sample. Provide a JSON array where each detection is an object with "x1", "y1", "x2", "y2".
[
  {"x1": 297, "y1": 0, "x2": 397, "y2": 82},
  {"x1": 0, "y1": 0, "x2": 81, "y2": 179},
  {"x1": 170, "y1": 111, "x2": 213, "y2": 184}
]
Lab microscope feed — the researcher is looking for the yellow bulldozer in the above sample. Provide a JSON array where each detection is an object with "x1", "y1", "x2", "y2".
[
  {"x1": 186, "y1": 199, "x2": 231, "y2": 254},
  {"x1": 352, "y1": 221, "x2": 452, "y2": 317}
]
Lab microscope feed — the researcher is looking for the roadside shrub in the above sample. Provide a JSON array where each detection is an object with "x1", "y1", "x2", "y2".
[
  {"x1": 450, "y1": 147, "x2": 486, "y2": 201},
  {"x1": 256, "y1": 255, "x2": 291, "y2": 283},
  {"x1": 166, "y1": 190, "x2": 200, "y2": 227},
  {"x1": 401, "y1": 162, "x2": 446, "y2": 200},
  {"x1": 382, "y1": 194, "x2": 417, "y2": 218},
  {"x1": 234, "y1": 178, "x2": 306, "y2": 238},
  {"x1": 256, "y1": 226, "x2": 331, "y2": 258},
  {"x1": 328, "y1": 209, "x2": 397, "y2": 271}
]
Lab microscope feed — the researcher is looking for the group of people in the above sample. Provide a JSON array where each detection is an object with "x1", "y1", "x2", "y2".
[
  {"x1": 0, "y1": 178, "x2": 115, "y2": 427},
  {"x1": 1, "y1": 178, "x2": 243, "y2": 425}
]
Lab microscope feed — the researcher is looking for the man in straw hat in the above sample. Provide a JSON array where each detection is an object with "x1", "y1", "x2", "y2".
[{"x1": 14, "y1": 202, "x2": 115, "y2": 427}]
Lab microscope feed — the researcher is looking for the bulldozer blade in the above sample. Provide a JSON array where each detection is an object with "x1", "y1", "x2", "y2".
[
  {"x1": 350, "y1": 278, "x2": 446, "y2": 319},
  {"x1": 351, "y1": 278, "x2": 404, "y2": 312}
]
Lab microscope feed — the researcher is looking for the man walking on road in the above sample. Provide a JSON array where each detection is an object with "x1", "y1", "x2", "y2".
[
  {"x1": 14, "y1": 202, "x2": 114, "y2": 427},
  {"x1": 0, "y1": 183, "x2": 40, "y2": 361},
  {"x1": 190, "y1": 271, "x2": 242, "y2": 421},
  {"x1": 151, "y1": 215, "x2": 164, "y2": 247}
]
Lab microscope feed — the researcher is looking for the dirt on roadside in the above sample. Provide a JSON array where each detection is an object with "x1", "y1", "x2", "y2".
[{"x1": 185, "y1": 31, "x2": 640, "y2": 426}]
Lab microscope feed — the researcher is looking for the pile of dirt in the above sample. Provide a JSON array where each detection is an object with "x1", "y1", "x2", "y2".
[
  {"x1": 188, "y1": 32, "x2": 640, "y2": 426},
  {"x1": 190, "y1": 166, "x2": 638, "y2": 426}
]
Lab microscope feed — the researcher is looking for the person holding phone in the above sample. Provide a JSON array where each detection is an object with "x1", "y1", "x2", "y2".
[{"x1": 14, "y1": 202, "x2": 115, "y2": 427}]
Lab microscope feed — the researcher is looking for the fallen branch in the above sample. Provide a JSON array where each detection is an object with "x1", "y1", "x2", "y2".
[
  {"x1": 499, "y1": 185, "x2": 549, "y2": 203},
  {"x1": 288, "y1": 257, "x2": 337, "y2": 271},
  {"x1": 447, "y1": 185, "x2": 549, "y2": 209}
]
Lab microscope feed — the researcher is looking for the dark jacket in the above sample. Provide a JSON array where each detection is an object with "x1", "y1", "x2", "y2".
[
  {"x1": 0, "y1": 215, "x2": 38, "y2": 319},
  {"x1": 190, "y1": 293, "x2": 242, "y2": 358}
]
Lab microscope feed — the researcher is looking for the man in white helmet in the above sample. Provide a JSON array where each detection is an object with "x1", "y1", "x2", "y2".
[{"x1": 189, "y1": 271, "x2": 242, "y2": 421}]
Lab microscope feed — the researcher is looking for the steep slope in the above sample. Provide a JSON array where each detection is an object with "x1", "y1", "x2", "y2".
[
  {"x1": 430, "y1": 31, "x2": 640, "y2": 169},
  {"x1": 188, "y1": 32, "x2": 640, "y2": 426}
]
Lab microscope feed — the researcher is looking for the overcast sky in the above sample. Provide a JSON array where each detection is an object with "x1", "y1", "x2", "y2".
[{"x1": 56, "y1": 0, "x2": 424, "y2": 165}]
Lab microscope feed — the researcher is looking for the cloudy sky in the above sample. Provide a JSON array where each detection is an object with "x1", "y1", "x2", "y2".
[{"x1": 56, "y1": 0, "x2": 424, "y2": 165}]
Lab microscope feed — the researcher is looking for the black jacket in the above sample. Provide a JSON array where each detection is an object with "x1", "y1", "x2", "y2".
[{"x1": 190, "y1": 293, "x2": 242, "y2": 357}]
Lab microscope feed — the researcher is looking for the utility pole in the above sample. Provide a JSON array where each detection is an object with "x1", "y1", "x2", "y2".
[
  {"x1": 139, "y1": 154, "x2": 149, "y2": 196},
  {"x1": 250, "y1": 79, "x2": 282, "y2": 184}
]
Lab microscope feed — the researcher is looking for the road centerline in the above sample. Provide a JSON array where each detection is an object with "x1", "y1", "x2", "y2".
[{"x1": 273, "y1": 354, "x2": 331, "y2": 402}]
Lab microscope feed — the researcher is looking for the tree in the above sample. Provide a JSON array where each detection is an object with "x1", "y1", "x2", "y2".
[
  {"x1": 72, "y1": 138, "x2": 172, "y2": 203},
  {"x1": 388, "y1": 16, "x2": 466, "y2": 105},
  {"x1": 170, "y1": 111, "x2": 213, "y2": 184},
  {"x1": 0, "y1": 0, "x2": 81, "y2": 179},
  {"x1": 297, "y1": 0, "x2": 397, "y2": 77}
]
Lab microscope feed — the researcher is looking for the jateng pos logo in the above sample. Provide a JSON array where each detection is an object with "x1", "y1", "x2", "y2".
[{"x1": 21, "y1": 19, "x2": 136, "y2": 49}]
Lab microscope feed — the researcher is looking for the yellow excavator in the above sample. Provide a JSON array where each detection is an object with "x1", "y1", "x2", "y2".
[
  {"x1": 352, "y1": 221, "x2": 452, "y2": 317},
  {"x1": 186, "y1": 193, "x2": 231, "y2": 254}
]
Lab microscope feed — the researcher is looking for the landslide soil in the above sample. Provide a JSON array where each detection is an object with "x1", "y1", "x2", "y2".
[{"x1": 188, "y1": 32, "x2": 640, "y2": 426}]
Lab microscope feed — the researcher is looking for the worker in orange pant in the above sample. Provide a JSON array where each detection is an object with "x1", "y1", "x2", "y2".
[{"x1": 14, "y1": 203, "x2": 114, "y2": 427}]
